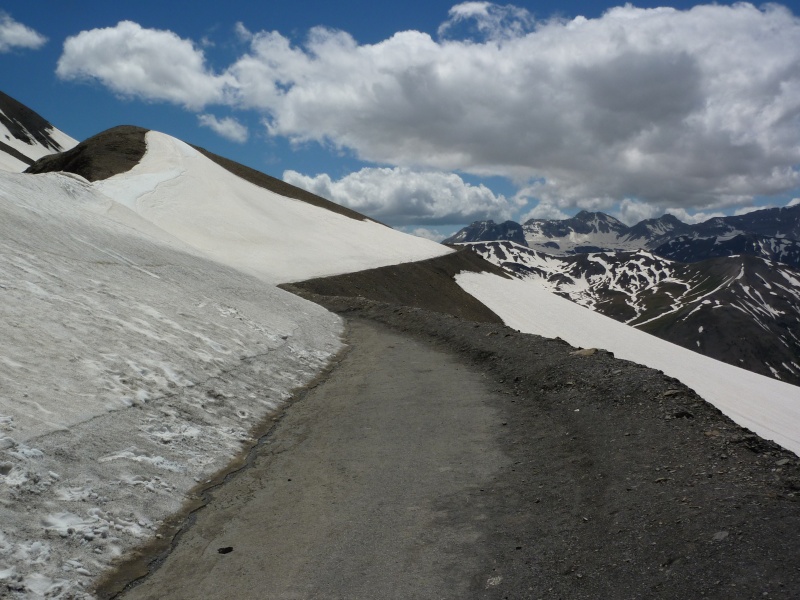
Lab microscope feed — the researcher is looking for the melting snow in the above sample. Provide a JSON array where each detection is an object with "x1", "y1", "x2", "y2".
[
  {"x1": 457, "y1": 272, "x2": 800, "y2": 456},
  {"x1": 0, "y1": 127, "x2": 458, "y2": 598},
  {"x1": 0, "y1": 110, "x2": 77, "y2": 173},
  {"x1": 0, "y1": 152, "x2": 364, "y2": 597}
]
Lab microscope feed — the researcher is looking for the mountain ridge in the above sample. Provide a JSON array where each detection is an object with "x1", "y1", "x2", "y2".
[
  {"x1": 0, "y1": 90, "x2": 77, "y2": 171},
  {"x1": 445, "y1": 205, "x2": 800, "y2": 267}
]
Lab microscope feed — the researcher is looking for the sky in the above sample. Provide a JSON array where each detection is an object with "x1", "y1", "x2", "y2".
[{"x1": 3, "y1": 0, "x2": 800, "y2": 239}]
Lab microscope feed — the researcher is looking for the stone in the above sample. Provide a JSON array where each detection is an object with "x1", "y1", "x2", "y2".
[{"x1": 571, "y1": 348, "x2": 598, "y2": 357}]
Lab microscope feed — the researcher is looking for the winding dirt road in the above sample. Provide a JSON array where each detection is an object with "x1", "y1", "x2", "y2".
[
  {"x1": 112, "y1": 303, "x2": 800, "y2": 600},
  {"x1": 119, "y1": 319, "x2": 507, "y2": 599}
]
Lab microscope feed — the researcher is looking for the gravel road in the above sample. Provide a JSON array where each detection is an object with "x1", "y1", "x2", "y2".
[
  {"x1": 117, "y1": 318, "x2": 508, "y2": 599},
  {"x1": 110, "y1": 300, "x2": 800, "y2": 600}
]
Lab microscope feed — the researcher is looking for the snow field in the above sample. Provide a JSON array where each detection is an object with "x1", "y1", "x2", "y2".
[
  {"x1": 0, "y1": 170, "x2": 343, "y2": 598},
  {"x1": 457, "y1": 272, "x2": 800, "y2": 456},
  {"x1": 94, "y1": 132, "x2": 453, "y2": 284}
]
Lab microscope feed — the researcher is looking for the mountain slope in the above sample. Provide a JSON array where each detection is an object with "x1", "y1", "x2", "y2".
[
  {"x1": 654, "y1": 232, "x2": 800, "y2": 268},
  {"x1": 456, "y1": 270, "x2": 800, "y2": 455},
  {"x1": 0, "y1": 121, "x2": 457, "y2": 599},
  {"x1": 25, "y1": 125, "x2": 147, "y2": 181},
  {"x1": 0, "y1": 91, "x2": 76, "y2": 171},
  {"x1": 281, "y1": 248, "x2": 509, "y2": 324},
  {"x1": 522, "y1": 210, "x2": 638, "y2": 253},
  {"x1": 31, "y1": 129, "x2": 453, "y2": 284},
  {"x1": 0, "y1": 166, "x2": 344, "y2": 599},
  {"x1": 443, "y1": 219, "x2": 526, "y2": 245},
  {"x1": 466, "y1": 241, "x2": 800, "y2": 384}
]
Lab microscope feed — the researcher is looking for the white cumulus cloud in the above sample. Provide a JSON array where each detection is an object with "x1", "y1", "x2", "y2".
[
  {"x1": 56, "y1": 21, "x2": 233, "y2": 110},
  {"x1": 521, "y1": 202, "x2": 569, "y2": 222},
  {"x1": 401, "y1": 227, "x2": 451, "y2": 242},
  {"x1": 198, "y1": 114, "x2": 248, "y2": 142},
  {"x1": 283, "y1": 167, "x2": 521, "y2": 226},
  {"x1": 0, "y1": 12, "x2": 46, "y2": 52},
  {"x1": 228, "y1": 3, "x2": 800, "y2": 212},
  {"x1": 56, "y1": 4, "x2": 800, "y2": 216},
  {"x1": 664, "y1": 207, "x2": 726, "y2": 225},
  {"x1": 614, "y1": 199, "x2": 664, "y2": 225},
  {"x1": 438, "y1": 2, "x2": 536, "y2": 39}
]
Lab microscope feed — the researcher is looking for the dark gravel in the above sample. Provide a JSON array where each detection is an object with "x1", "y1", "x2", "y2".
[
  {"x1": 282, "y1": 248, "x2": 509, "y2": 324},
  {"x1": 297, "y1": 293, "x2": 800, "y2": 599}
]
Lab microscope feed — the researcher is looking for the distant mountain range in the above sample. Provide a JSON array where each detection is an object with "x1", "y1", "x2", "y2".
[
  {"x1": 445, "y1": 208, "x2": 800, "y2": 268},
  {"x1": 444, "y1": 206, "x2": 800, "y2": 385}
]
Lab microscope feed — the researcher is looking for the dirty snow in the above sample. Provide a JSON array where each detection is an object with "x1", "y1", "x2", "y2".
[
  {"x1": 0, "y1": 127, "x2": 455, "y2": 598},
  {"x1": 457, "y1": 272, "x2": 800, "y2": 456},
  {"x1": 0, "y1": 167, "x2": 346, "y2": 598}
]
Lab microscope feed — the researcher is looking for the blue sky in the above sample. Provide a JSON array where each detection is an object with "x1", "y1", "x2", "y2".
[{"x1": 3, "y1": 0, "x2": 800, "y2": 238}]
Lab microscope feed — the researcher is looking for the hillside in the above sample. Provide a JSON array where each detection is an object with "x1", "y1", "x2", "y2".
[
  {"x1": 0, "y1": 90, "x2": 76, "y2": 171},
  {"x1": 465, "y1": 240, "x2": 800, "y2": 384},
  {"x1": 0, "y1": 117, "x2": 454, "y2": 598},
  {"x1": 1, "y1": 90, "x2": 799, "y2": 599}
]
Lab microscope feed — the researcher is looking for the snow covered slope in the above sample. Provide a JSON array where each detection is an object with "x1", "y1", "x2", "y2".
[
  {"x1": 457, "y1": 272, "x2": 800, "y2": 456},
  {"x1": 0, "y1": 91, "x2": 77, "y2": 172},
  {"x1": 654, "y1": 233, "x2": 800, "y2": 269},
  {"x1": 94, "y1": 131, "x2": 452, "y2": 284},
  {"x1": 522, "y1": 210, "x2": 644, "y2": 254},
  {"x1": 0, "y1": 169, "x2": 344, "y2": 599},
  {"x1": 0, "y1": 125, "x2": 457, "y2": 598},
  {"x1": 464, "y1": 241, "x2": 800, "y2": 385}
]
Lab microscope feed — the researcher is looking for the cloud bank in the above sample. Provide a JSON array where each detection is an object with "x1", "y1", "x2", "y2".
[
  {"x1": 57, "y1": 3, "x2": 800, "y2": 215},
  {"x1": 283, "y1": 167, "x2": 519, "y2": 226},
  {"x1": 0, "y1": 12, "x2": 46, "y2": 52}
]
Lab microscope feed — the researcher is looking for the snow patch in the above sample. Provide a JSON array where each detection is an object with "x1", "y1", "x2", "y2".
[{"x1": 457, "y1": 272, "x2": 800, "y2": 456}]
